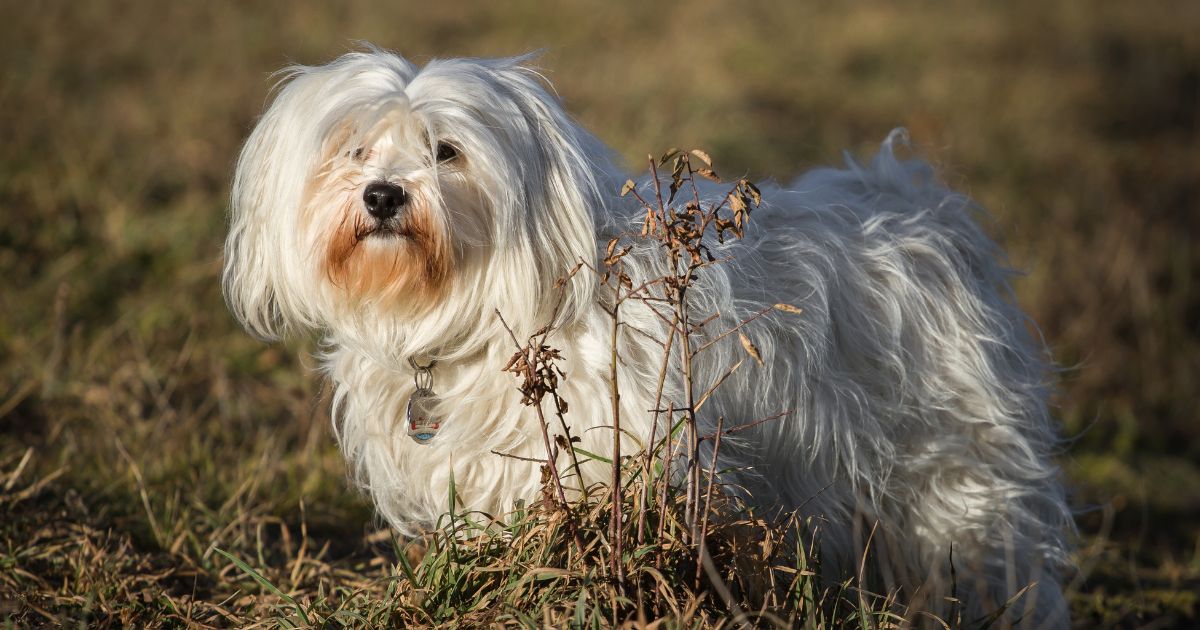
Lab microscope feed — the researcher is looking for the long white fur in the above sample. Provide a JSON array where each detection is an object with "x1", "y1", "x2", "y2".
[{"x1": 224, "y1": 49, "x2": 1073, "y2": 626}]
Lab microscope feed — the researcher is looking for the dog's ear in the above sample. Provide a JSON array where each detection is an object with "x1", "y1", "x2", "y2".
[
  {"x1": 223, "y1": 63, "x2": 348, "y2": 340},
  {"x1": 485, "y1": 58, "x2": 618, "y2": 327}
]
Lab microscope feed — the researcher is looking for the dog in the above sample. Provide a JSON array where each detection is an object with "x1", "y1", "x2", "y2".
[{"x1": 223, "y1": 48, "x2": 1072, "y2": 625}]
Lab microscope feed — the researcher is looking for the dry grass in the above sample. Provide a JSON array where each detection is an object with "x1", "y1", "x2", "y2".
[{"x1": 2, "y1": 0, "x2": 1197, "y2": 627}]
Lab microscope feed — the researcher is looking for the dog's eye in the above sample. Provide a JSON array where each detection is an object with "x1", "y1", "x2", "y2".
[
  {"x1": 435, "y1": 142, "x2": 459, "y2": 163},
  {"x1": 351, "y1": 147, "x2": 365, "y2": 160}
]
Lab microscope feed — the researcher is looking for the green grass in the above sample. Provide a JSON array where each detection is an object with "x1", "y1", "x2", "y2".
[{"x1": 2, "y1": 0, "x2": 1198, "y2": 627}]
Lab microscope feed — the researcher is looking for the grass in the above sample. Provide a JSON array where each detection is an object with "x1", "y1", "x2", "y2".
[{"x1": 1, "y1": 0, "x2": 1198, "y2": 627}]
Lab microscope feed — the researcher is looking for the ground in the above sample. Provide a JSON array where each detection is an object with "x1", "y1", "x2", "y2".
[{"x1": 1, "y1": 1, "x2": 1197, "y2": 627}]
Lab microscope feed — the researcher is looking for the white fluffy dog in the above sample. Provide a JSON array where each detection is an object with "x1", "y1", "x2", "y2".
[{"x1": 224, "y1": 49, "x2": 1072, "y2": 625}]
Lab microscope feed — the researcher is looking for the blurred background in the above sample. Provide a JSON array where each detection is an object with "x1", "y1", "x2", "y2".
[{"x1": 1, "y1": 1, "x2": 1196, "y2": 626}]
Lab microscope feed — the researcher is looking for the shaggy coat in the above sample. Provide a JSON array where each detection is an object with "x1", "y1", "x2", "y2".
[{"x1": 224, "y1": 50, "x2": 1072, "y2": 625}]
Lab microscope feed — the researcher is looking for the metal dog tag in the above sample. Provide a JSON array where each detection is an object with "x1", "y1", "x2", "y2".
[
  {"x1": 406, "y1": 358, "x2": 442, "y2": 444},
  {"x1": 406, "y1": 387, "x2": 440, "y2": 444}
]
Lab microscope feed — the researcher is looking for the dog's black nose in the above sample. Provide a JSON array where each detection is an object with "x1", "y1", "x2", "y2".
[{"x1": 363, "y1": 182, "x2": 407, "y2": 219}]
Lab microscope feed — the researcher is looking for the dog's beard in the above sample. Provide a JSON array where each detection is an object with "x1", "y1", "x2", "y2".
[{"x1": 308, "y1": 176, "x2": 453, "y2": 307}]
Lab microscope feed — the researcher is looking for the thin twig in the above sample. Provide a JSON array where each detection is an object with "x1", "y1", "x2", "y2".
[
  {"x1": 694, "y1": 358, "x2": 745, "y2": 414},
  {"x1": 697, "y1": 415, "x2": 724, "y2": 583},
  {"x1": 691, "y1": 305, "x2": 776, "y2": 357},
  {"x1": 700, "y1": 409, "x2": 793, "y2": 442},
  {"x1": 489, "y1": 449, "x2": 545, "y2": 464}
]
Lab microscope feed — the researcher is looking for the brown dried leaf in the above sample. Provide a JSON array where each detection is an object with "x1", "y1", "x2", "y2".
[
  {"x1": 502, "y1": 353, "x2": 520, "y2": 372},
  {"x1": 696, "y1": 168, "x2": 720, "y2": 182},
  {"x1": 620, "y1": 179, "x2": 636, "y2": 196},
  {"x1": 604, "y1": 245, "x2": 631, "y2": 266},
  {"x1": 745, "y1": 180, "x2": 762, "y2": 205},
  {"x1": 690, "y1": 149, "x2": 712, "y2": 166},
  {"x1": 554, "y1": 261, "x2": 585, "y2": 289},
  {"x1": 739, "y1": 332, "x2": 765, "y2": 367},
  {"x1": 642, "y1": 208, "x2": 657, "y2": 235},
  {"x1": 671, "y1": 155, "x2": 686, "y2": 177},
  {"x1": 773, "y1": 303, "x2": 803, "y2": 315}
]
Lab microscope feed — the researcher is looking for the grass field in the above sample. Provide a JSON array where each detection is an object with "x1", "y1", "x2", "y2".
[{"x1": 2, "y1": 1, "x2": 1197, "y2": 626}]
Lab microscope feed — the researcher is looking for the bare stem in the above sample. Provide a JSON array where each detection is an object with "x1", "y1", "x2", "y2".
[
  {"x1": 639, "y1": 318, "x2": 675, "y2": 548},
  {"x1": 656, "y1": 402, "x2": 676, "y2": 554},
  {"x1": 494, "y1": 309, "x2": 585, "y2": 557},
  {"x1": 550, "y1": 390, "x2": 586, "y2": 494},
  {"x1": 608, "y1": 299, "x2": 625, "y2": 583},
  {"x1": 676, "y1": 279, "x2": 701, "y2": 544}
]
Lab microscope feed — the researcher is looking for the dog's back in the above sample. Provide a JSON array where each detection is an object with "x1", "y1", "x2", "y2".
[{"x1": 622, "y1": 131, "x2": 1072, "y2": 625}]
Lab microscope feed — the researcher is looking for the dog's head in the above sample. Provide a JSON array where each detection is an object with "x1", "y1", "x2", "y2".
[{"x1": 224, "y1": 50, "x2": 612, "y2": 357}]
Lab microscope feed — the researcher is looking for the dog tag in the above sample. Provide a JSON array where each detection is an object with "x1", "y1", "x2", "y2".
[{"x1": 406, "y1": 387, "x2": 440, "y2": 444}]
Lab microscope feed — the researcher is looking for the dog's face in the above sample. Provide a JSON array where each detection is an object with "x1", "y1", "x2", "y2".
[
  {"x1": 224, "y1": 51, "x2": 611, "y2": 355},
  {"x1": 309, "y1": 107, "x2": 475, "y2": 308}
]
